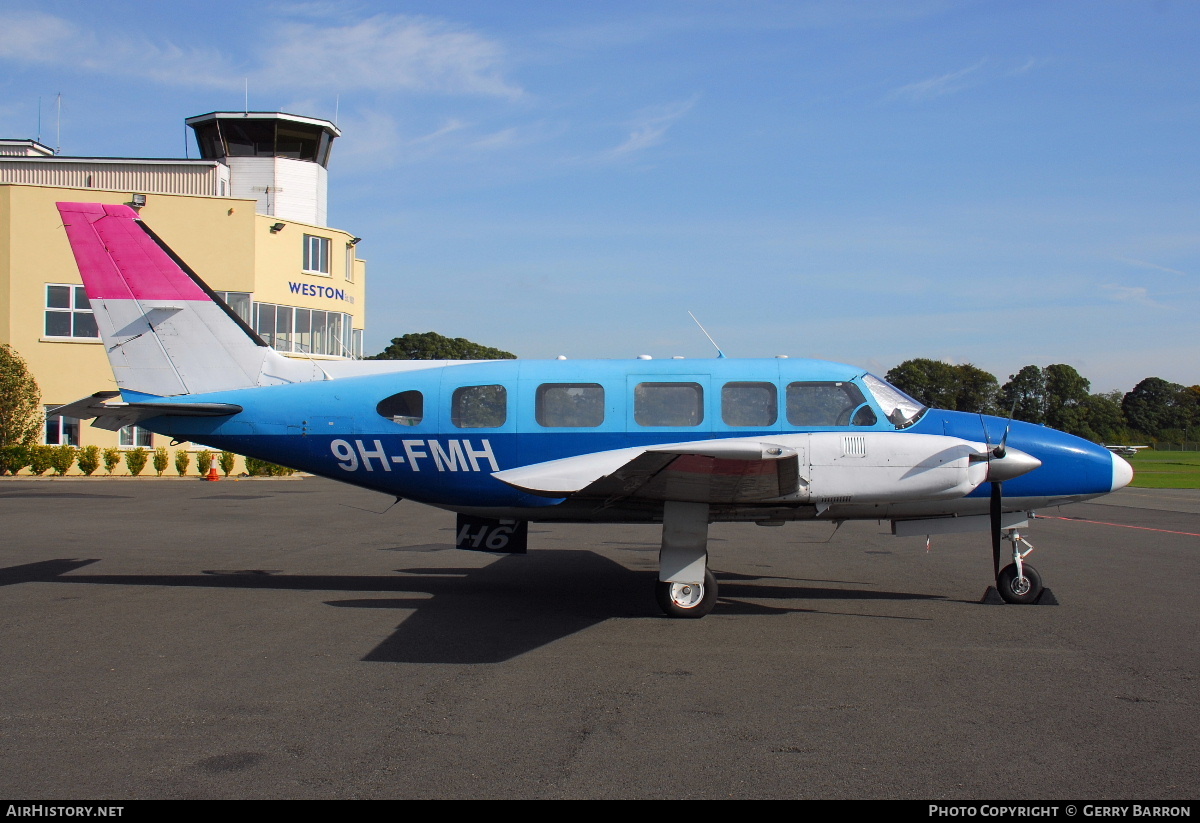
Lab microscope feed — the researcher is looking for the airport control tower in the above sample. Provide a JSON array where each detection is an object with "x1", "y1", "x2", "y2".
[{"x1": 185, "y1": 111, "x2": 341, "y2": 227}]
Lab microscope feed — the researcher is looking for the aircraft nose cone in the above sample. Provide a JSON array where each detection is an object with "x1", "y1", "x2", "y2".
[
  {"x1": 1111, "y1": 452, "x2": 1134, "y2": 491},
  {"x1": 986, "y1": 447, "x2": 1042, "y2": 483}
]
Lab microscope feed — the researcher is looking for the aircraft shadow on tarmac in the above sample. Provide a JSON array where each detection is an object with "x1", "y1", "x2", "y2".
[{"x1": 0, "y1": 553, "x2": 943, "y2": 664}]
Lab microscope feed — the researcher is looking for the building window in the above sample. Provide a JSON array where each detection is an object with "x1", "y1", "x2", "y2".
[
  {"x1": 252, "y1": 301, "x2": 355, "y2": 357},
  {"x1": 45, "y1": 284, "x2": 98, "y2": 339},
  {"x1": 303, "y1": 235, "x2": 330, "y2": 274},
  {"x1": 215, "y1": 291, "x2": 253, "y2": 325},
  {"x1": 118, "y1": 426, "x2": 153, "y2": 448},
  {"x1": 45, "y1": 407, "x2": 80, "y2": 446}
]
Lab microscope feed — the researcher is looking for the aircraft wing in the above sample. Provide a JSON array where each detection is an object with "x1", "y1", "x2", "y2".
[
  {"x1": 493, "y1": 438, "x2": 800, "y2": 504},
  {"x1": 51, "y1": 391, "x2": 243, "y2": 432}
]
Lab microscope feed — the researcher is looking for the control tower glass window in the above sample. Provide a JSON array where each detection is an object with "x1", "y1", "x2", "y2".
[
  {"x1": 191, "y1": 122, "x2": 223, "y2": 159},
  {"x1": 276, "y1": 125, "x2": 321, "y2": 161},
  {"x1": 223, "y1": 120, "x2": 276, "y2": 157}
]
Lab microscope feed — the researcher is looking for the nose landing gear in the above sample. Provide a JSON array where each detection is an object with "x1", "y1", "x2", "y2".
[{"x1": 990, "y1": 528, "x2": 1055, "y2": 605}]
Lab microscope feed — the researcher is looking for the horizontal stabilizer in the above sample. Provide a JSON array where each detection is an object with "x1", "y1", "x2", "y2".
[{"x1": 51, "y1": 391, "x2": 242, "y2": 432}]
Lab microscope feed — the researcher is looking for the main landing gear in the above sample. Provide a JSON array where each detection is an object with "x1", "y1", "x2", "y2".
[{"x1": 656, "y1": 501, "x2": 718, "y2": 618}]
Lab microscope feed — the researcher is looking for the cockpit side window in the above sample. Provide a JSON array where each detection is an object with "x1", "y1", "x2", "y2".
[
  {"x1": 376, "y1": 390, "x2": 423, "y2": 426},
  {"x1": 451, "y1": 385, "x2": 507, "y2": 428},
  {"x1": 786, "y1": 382, "x2": 873, "y2": 427}
]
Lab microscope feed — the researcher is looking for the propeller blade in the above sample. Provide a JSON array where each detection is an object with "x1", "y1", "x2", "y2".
[
  {"x1": 994, "y1": 421, "x2": 1011, "y2": 459},
  {"x1": 990, "y1": 481, "x2": 1002, "y2": 582}
]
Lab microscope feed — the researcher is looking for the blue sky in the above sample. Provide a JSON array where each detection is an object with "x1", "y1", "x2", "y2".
[{"x1": 1, "y1": 1, "x2": 1196, "y2": 393}]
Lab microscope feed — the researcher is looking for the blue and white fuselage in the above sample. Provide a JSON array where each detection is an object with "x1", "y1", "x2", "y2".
[{"x1": 141, "y1": 357, "x2": 1129, "y2": 525}]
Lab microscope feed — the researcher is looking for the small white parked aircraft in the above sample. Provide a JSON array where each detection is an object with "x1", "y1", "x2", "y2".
[{"x1": 1104, "y1": 445, "x2": 1149, "y2": 457}]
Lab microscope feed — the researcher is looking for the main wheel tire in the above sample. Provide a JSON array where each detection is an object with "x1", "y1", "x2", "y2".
[
  {"x1": 997, "y1": 563, "x2": 1043, "y2": 605},
  {"x1": 655, "y1": 569, "x2": 718, "y2": 619}
]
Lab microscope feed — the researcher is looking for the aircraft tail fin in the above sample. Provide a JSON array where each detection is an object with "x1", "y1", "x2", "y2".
[{"x1": 57, "y1": 202, "x2": 326, "y2": 397}]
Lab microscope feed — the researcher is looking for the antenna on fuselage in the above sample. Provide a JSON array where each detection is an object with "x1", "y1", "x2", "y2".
[{"x1": 688, "y1": 311, "x2": 726, "y2": 359}]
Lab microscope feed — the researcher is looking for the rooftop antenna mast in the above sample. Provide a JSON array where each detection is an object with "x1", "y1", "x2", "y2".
[
  {"x1": 55, "y1": 92, "x2": 62, "y2": 154},
  {"x1": 36, "y1": 96, "x2": 41, "y2": 144},
  {"x1": 244, "y1": 79, "x2": 249, "y2": 114},
  {"x1": 688, "y1": 311, "x2": 726, "y2": 359},
  {"x1": 334, "y1": 94, "x2": 340, "y2": 127}
]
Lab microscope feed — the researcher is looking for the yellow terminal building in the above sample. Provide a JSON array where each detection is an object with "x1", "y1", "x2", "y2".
[{"x1": 0, "y1": 111, "x2": 366, "y2": 473}]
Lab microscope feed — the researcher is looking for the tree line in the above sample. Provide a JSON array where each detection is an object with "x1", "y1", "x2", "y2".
[{"x1": 885, "y1": 359, "x2": 1199, "y2": 445}]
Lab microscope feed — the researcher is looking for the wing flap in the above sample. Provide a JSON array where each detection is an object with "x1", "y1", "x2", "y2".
[{"x1": 493, "y1": 438, "x2": 801, "y2": 504}]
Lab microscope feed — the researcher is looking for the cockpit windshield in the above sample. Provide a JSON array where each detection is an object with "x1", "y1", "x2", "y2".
[{"x1": 862, "y1": 374, "x2": 926, "y2": 429}]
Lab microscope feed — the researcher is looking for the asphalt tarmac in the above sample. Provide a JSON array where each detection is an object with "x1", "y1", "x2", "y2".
[{"x1": 1, "y1": 477, "x2": 1196, "y2": 799}]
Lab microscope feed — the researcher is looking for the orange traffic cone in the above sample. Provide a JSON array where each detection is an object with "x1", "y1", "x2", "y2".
[{"x1": 205, "y1": 453, "x2": 220, "y2": 481}]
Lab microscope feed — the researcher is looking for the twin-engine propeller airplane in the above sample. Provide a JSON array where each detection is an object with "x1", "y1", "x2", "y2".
[{"x1": 52, "y1": 202, "x2": 1134, "y2": 618}]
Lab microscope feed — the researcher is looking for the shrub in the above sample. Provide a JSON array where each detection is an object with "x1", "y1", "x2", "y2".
[
  {"x1": 245, "y1": 457, "x2": 297, "y2": 477},
  {"x1": 49, "y1": 444, "x2": 77, "y2": 475},
  {"x1": 174, "y1": 449, "x2": 191, "y2": 476},
  {"x1": 0, "y1": 444, "x2": 31, "y2": 475},
  {"x1": 0, "y1": 344, "x2": 41, "y2": 448},
  {"x1": 28, "y1": 445, "x2": 54, "y2": 475},
  {"x1": 78, "y1": 445, "x2": 100, "y2": 475},
  {"x1": 124, "y1": 447, "x2": 148, "y2": 476},
  {"x1": 219, "y1": 451, "x2": 236, "y2": 477},
  {"x1": 102, "y1": 447, "x2": 121, "y2": 475},
  {"x1": 153, "y1": 446, "x2": 169, "y2": 476},
  {"x1": 196, "y1": 449, "x2": 213, "y2": 476}
]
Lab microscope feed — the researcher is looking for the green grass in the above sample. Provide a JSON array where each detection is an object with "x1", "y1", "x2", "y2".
[{"x1": 1125, "y1": 450, "x2": 1200, "y2": 489}]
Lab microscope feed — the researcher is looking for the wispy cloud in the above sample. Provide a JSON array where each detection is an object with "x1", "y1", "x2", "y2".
[
  {"x1": 1009, "y1": 56, "x2": 1049, "y2": 75},
  {"x1": 0, "y1": 11, "x2": 239, "y2": 89},
  {"x1": 1102, "y1": 284, "x2": 1162, "y2": 308},
  {"x1": 889, "y1": 59, "x2": 987, "y2": 102},
  {"x1": 257, "y1": 15, "x2": 522, "y2": 98},
  {"x1": 602, "y1": 96, "x2": 699, "y2": 160},
  {"x1": 409, "y1": 119, "x2": 471, "y2": 146},
  {"x1": 1115, "y1": 256, "x2": 1188, "y2": 276},
  {"x1": 0, "y1": 11, "x2": 521, "y2": 98}
]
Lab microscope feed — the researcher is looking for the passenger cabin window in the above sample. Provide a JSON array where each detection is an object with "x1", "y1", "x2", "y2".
[
  {"x1": 786, "y1": 382, "x2": 876, "y2": 427},
  {"x1": 722, "y1": 382, "x2": 777, "y2": 427},
  {"x1": 377, "y1": 390, "x2": 423, "y2": 426},
  {"x1": 635, "y1": 382, "x2": 703, "y2": 427},
  {"x1": 451, "y1": 385, "x2": 507, "y2": 428},
  {"x1": 537, "y1": 383, "x2": 604, "y2": 428}
]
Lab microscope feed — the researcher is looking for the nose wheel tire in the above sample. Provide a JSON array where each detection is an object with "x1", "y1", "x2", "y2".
[
  {"x1": 656, "y1": 569, "x2": 718, "y2": 618},
  {"x1": 997, "y1": 563, "x2": 1043, "y2": 605}
]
